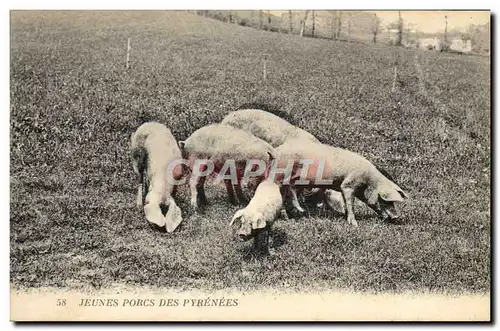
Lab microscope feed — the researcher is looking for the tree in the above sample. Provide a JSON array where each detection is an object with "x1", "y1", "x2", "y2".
[
  {"x1": 330, "y1": 11, "x2": 336, "y2": 40},
  {"x1": 336, "y1": 11, "x2": 342, "y2": 40},
  {"x1": 312, "y1": 10, "x2": 316, "y2": 37},
  {"x1": 440, "y1": 14, "x2": 450, "y2": 51},
  {"x1": 299, "y1": 10, "x2": 310, "y2": 37},
  {"x1": 396, "y1": 11, "x2": 403, "y2": 46},
  {"x1": 469, "y1": 22, "x2": 490, "y2": 54},
  {"x1": 463, "y1": 24, "x2": 473, "y2": 42},
  {"x1": 288, "y1": 10, "x2": 293, "y2": 34},
  {"x1": 197, "y1": 10, "x2": 208, "y2": 17},
  {"x1": 444, "y1": 15, "x2": 448, "y2": 44},
  {"x1": 347, "y1": 12, "x2": 351, "y2": 43},
  {"x1": 372, "y1": 13, "x2": 381, "y2": 43}
]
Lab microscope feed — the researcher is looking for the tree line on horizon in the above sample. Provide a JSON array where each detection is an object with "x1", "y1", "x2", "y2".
[{"x1": 192, "y1": 10, "x2": 490, "y2": 55}]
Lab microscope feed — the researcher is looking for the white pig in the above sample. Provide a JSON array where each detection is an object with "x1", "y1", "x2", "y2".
[
  {"x1": 274, "y1": 139, "x2": 408, "y2": 226},
  {"x1": 230, "y1": 179, "x2": 284, "y2": 256},
  {"x1": 178, "y1": 123, "x2": 276, "y2": 210},
  {"x1": 130, "y1": 122, "x2": 184, "y2": 232}
]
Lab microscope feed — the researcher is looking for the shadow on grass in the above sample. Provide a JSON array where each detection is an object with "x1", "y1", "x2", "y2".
[
  {"x1": 289, "y1": 195, "x2": 410, "y2": 227},
  {"x1": 234, "y1": 227, "x2": 289, "y2": 262},
  {"x1": 270, "y1": 227, "x2": 288, "y2": 249}
]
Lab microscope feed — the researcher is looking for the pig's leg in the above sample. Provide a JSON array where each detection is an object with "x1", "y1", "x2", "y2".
[
  {"x1": 234, "y1": 166, "x2": 249, "y2": 205},
  {"x1": 170, "y1": 166, "x2": 186, "y2": 199},
  {"x1": 314, "y1": 188, "x2": 326, "y2": 208},
  {"x1": 131, "y1": 155, "x2": 141, "y2": 177},
  {"x1": 162, "y1": 181, "x2": 175, "y2": 207},
  {"x1": 246, "y1": 176, "x2": 262, "y2": 193},
  {"x1": 224, "y1": 179, "x2": 238, "y2": 206},
  {"x1": 196, "y1": 175, "x2": 208, "y2": 206},
  {"x1": 289, "y1": 187, "x2": 305, "y2": 214},
  {"x1": 300, "y1": 187, "x2": 325, "y2": 208},
  {"x1": 253, "y1": 228, "x2": 270, "y2": 257},
  {"x1": 136, "y1": 184, "x2": 143, "y2": 208},
  {"x1": 171, "y1": 184, "x2": 178, "y2": 198},
  {"x1": 234, "y1": 182, "x2": 248, "y2": 206},
  {"x1": 189, "y1": 174, "x2": 205, "y2": 211},
  {"x1": 340, "y1": 179, "x2": 358, "y2": 227},
  {"x1": 133, "y1": 156, "x2": 145, "y2": 208},
  {"x1": 189, "y1": 174, "x2": 198, "y2": 210},
  {"x1": 137, "y1": 176, "x2": 148, "y2": 208}
]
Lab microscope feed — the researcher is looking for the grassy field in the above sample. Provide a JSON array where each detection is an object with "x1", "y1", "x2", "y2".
[{"x1": 10, "y1": 11, "x2": 490, "y2": 293}]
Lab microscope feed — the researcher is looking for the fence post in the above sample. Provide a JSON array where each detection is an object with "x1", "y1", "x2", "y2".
[
  {"x1": 126, "y1": 38, "x2": 131, "y2": 69},
  {"x1": 391, "y1": 66, "x2": 398, "y2": 92},
  {"x1": 263, "y1": 54, "x2": 268, "y2": 81},
  {"x1": 391, "y1": 57, "x2": 399, "y2": 93}
]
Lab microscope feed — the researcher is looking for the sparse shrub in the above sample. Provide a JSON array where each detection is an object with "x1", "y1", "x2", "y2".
[{"x1": 239, "y1": 18, "x2": 249, "y2": 27}]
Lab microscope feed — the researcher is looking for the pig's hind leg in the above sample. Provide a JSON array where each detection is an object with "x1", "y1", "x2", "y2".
[
  {"x1": 340, "y1": 177, "x2": 359, "y2": 227},
  {"x1": 224, "y1": 179, "x2": 238, "y2": 206},
  {"x1": 234, "y1": 176, "x2": 249, "y2": 206},
  {"x1": 289, "y1": 187, "x2": 305, "y2": 214},
  {"x1": 189, "y1": 174, "x2": 208, "y2": 211}
]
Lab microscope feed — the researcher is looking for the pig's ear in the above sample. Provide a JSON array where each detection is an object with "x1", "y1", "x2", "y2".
[
  {"x1": 390, "y1": 182, "x2": 408, "y2": 200},
  {"x1": 178, "y1": 140, "x2": 186, "y2": 150},
  {"x1": 165, "y1": 203, "x2": 183, "y2": 233},
  {"x1": 395, "y1": 186, "x2": 409, "y2": 200},
  {"x1": 144, "y1": 203, "x2": 166, "y2": 228},
  {"x1": 378, "y1": 187, "x2": 405, "y2": 203},
  {"x1": 230, "y1": 209, "x2": 244, "y2": 227}
]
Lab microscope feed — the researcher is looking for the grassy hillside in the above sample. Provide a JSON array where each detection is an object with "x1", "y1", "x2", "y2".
[{"x1": 10, "y1": 11, "x2": 490, "y2": 293}]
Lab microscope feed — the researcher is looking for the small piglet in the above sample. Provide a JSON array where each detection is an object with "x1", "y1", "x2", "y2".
[{"x1": 229, "y1": 179, "x2": 284, "y2": 256}]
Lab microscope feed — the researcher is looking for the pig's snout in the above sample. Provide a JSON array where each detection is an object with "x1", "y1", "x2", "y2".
[
  {"x1": 386, "y1": 208, "x2": 399, "y2": 220},
  {"x1": 382, "y1": 206, "x2": 400, "y2": 221},
  {"x1": 238, "y1": 233, "x2": 253, "y2": 241},
  {"x1": 238, "y1": 223, "x2": 253, "y2": 241}
]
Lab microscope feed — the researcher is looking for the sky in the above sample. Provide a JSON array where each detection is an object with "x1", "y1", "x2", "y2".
[{"x1": 373, "y1": 10, "x2": 490, "y2": 33}]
